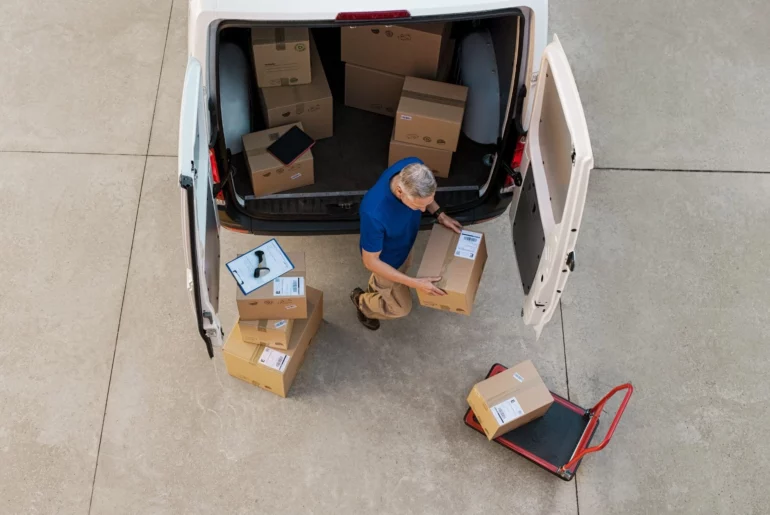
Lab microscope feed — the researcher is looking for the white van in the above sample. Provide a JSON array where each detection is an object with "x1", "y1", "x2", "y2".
[{"x1": 179, "y1": 0, "x2": 592, "y2": 356}]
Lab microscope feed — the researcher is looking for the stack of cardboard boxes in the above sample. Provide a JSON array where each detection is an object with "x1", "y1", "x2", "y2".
[
  {"x1": 223, "y1": 251, "x2": 324, "y2": 397},
  {"x1": 244, "y1": 28, "x2": 333, "y2": 197},
  {"x1": 341, "y1": 23, "x2": 467, "y2": 178}
]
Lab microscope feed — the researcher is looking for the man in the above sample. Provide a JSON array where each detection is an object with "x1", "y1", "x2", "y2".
[{"x1": 350, "y1": 157, "x2": 463, "y2": 330}]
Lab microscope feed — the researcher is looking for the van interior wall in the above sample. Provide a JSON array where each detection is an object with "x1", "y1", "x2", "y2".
[{"x1": 220, "y1": 17, "x2": 517, "y2": 199}]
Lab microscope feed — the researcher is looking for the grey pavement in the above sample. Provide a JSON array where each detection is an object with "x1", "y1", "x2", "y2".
[{"x1": 0, "y1": 0, "x2": 768, "y2": 514}]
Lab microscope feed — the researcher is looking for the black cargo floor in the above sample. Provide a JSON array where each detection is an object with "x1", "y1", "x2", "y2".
[{"x1": 284, "y1": 102, "x2": 496, "y2": 194}]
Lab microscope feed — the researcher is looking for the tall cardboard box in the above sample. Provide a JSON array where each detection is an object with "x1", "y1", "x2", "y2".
[
  {"x1": 224, "y1": 287, "x2": 324, "y2": 397},
  {"x1": 388, "y1": 128, "x2": 453, "y2": 178},
  {"x1": 341, "y1": 23, "x2": 448, "y2": 79},
  {"x1": 236, "y1": 252, "x2": 308, "y2": 319},
  {"x1": 395, "y1": 77, "x2": 468, "y2": 152},
  {"x1": 259, "y1": 40, "x2": 333, "y2": 140},
  {"x1": 467, "y1": 360, "x2": 554, "y2": 439},
  {"x1": 251, "y1": 28, "x2": 312, "y2": 88},
  {"x1": 344, "y1": 63, "x2": 405, "y2": 118},
  {"x1": 242, "y1": 123, "x2": 314, "y2": 197},
  {"x1": 415, "y1": 225, "x2": 487, "y2": 315},
  {"x1": 238, "y1": 318, "x2": 294, "y2": 350}
]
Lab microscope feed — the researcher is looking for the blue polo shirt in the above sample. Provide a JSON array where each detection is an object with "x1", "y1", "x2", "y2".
[{"x1": 359, "y1": 157, "x2": 423, "y2": 269}]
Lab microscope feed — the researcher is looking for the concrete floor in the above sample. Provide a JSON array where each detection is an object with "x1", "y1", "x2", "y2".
[{"x1": 1, "y1": 0, "x2": 769, "y2": 513}]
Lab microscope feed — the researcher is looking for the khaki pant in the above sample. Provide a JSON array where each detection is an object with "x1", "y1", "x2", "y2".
[{"x1": 358, "y1": 257, "x2": 413, "y2": 320}]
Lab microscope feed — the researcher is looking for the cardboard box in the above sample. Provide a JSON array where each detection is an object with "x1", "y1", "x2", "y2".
[
  {"x1": 467, "y1": 360, "x2": 554, "y2": 439},
  {"x1": 224, "y1": 287, "x2": 324, "y2": 397},
  {"x1": 238, "y1": 318, "x2": 294, "y2": 350},
  {"x1": 388, "y1": 127, "x2": 452, "y2": 178},
  {"x1": 236, "y1": 252, "x2": 308, "y2": 320},
  {"x1": 395, "y1": 77, "x2": 468, "y2": 152},
  {"x1": 415, "y1": 225, "x2": 487, "y2": 315},
  {"x1": 344, "y1": 63, "x2": 405, "y2": 118},
  {"x1": 341, "y1": 23, "x2": 447, "y2": 79},
  {"x1": 251, "y1": 27, "x2": 311, "y2": 88},
  {"x1": 259, "y1": 39, "x2": 333, "y2": 140},
  {"x1": 242, "y1": 123, "x2": 314, "y2": 197}
]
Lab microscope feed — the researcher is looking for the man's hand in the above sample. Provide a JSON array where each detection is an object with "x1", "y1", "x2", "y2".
[
  {"x1": 437, "y1": 212, "x2": 463, "y2": 234},
  {"x1": 412, "y1": 276, "x2": 446, "y2": 296}
]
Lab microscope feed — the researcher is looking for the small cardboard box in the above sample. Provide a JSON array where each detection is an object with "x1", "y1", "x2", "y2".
[
  {"x1": 467, "y1": 360, "x2": 554, "y2": 440},
  {"x1": 224, "y1": 287, "x2": 324, "y2": 397},
  {"x1": 236, "y1": 252, "x2": 308, "y2": 320},
  {"x1": 259, "y1": 39, "x2": 333, "y2": 140},
  {"x1": 415, "y1": 225, "x2": 487, "y2": 315},
  {"x1": 242, "y1": 123, "x2": 314, "y2": 197},
  {"x1": 344, "y1": 63, "x2": 405, "y2": 118},
  {"x1": 395, "y1": 77, "x2": 468, "y2": 152},
  {"x1": 251, "y1": 27, "x2": 312, "y2": 88},
  {"x1": 238, "y1": 318, "x2": 294, "y2": 350},
  {"x1": 388, "y1": 127, "x2": 452, "y2": 178},
  {"x1": 341, "y1": 23, "x2": 448, "y2": 79}
]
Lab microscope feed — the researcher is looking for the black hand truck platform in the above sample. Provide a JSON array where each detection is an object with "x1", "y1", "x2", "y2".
[{"x1": 464, "y1": 363, "x2": 633, "y2": 481}]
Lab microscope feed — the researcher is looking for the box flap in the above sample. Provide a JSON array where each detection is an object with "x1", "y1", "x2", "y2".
[
  {"x1": 416, "y1": 226, "x2": 476, "y2": 294},
  {"x1": 260, "y1": 40, "x2": 331, "y2": 108},
  {"x1": 400, "y1": 77, "x2": 467, "y2": 123},
  {"x1": 251, "y1": 27, "x2": 309, "y2": 46},
  {"x1": 223, "y1": 323, "x2": 268, "y2": 362}
]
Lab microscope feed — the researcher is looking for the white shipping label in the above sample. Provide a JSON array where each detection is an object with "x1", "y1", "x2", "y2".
[
  {"x1": 274, "y1": 320, "x2": 288, "y2": 329},
  {"x1": 513, "y1": 372, "x2": 524, "y2": 383},
  {"x1": 454, "y1": 230, "x2": 483, "y2": 260},
  {"x1": 273, "y1": 277, "x2": 305, "y2": 297},
  {"x1": 400, "y1": 114, "x2": 412, "y2": 120},
  {"x1": 291, "y1": 173, "x2": 302, "y2": 180},
  {"x1": 491, "y1": 397, "x2": 525, "y2": 426},
  {"x1": 258, "y1": 347, "x2": 291, "y2": 373}
]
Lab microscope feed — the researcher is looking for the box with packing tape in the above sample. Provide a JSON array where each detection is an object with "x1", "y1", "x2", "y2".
[
  {"x1": 344, "y1": 63, "x2": 405, "y2": 118},
  {"x1": 415, "y1": 225, "x2": 487, "y2": 315},
  {"x1": 394, "y1": 77, "x2": 468, "y2": 152},
  {"x1": 236, "y1": 251, "x2": 308, "y2": 320},
  {"x1": 259, "y1": 38, "x2": 333, "y2": 140},
  {"x1": 238, "y1": 318, "x2": 294, "y2": 350},
  {"x1": 467, "y1": 360, "x2": 554, "y2": 440},
  {"x1": 251, "y1": 27, "x2": 312, "y2": 88},
  {"x1": 388, "y1": 127, "x2": 452, "y2": 178},
  {"x1": 224, "y1": 287, "x2": 324, "y2": 397},
  {"x1": 341, "y1": 23, "x2": 448, "y2": 79},
  {"x1": 242, "y1": 123, "x2": 314, "y2": 197}
]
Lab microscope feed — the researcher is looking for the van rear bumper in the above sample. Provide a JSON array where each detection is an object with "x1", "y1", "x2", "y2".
[{"x1": 219, "y1": 193, "x2": 512, "y2": 236}]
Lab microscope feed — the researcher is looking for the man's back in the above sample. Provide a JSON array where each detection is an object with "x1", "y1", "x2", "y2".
[{"x1": 359, "y1": 157, "x2": 423, "y2": 269}]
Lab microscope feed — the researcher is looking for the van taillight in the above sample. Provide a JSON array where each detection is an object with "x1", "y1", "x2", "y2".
[
  {"x1": 336, "y1": 10, "x2": 411, "y2": 21},
  {"x1": 512, "y1": 136, "x2": 526, "y2": 170},
  {"x1": 209, "y1": 149, "x2": 223, "y2": 201}
]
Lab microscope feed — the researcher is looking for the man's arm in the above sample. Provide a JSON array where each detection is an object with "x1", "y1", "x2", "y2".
[
  {"x1": 427, "y1": 200, "x2": 463, "y2": 234},
  {"x1": 362, "y1": 250, "x2": 445, "y2": 296}
]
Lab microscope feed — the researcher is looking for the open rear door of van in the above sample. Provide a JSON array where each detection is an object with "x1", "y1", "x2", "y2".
[
  {"x1": 509, "y1": 36, "x2": 593, "y2": 337},
  {"x1": 179, "y1": 56, "x2": 222, "y2": 357}
]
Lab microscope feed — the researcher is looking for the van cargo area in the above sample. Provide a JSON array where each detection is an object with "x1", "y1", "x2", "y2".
[{"x1": 214, "y1": 15, "x2": 522, "y2": 220}]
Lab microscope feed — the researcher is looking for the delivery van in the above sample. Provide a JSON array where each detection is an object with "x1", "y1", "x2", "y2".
[{"x1": 179, "y1": 0, "x2": 593, "y2": 355}]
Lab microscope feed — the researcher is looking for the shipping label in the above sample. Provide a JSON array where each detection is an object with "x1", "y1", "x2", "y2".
[
  {"x1": 258, "y1": 347, "x2": 290, "y2": 373},
  {"x1": 491, "y1": 397, "x2": 525, "y2": 426},
  {"x1": 454, "y1": 230, "x2": 483, "y2": 260}
]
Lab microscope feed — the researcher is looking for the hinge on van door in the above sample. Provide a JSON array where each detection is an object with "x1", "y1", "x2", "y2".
[{"x1": 501, "y1": 160, "x2": 523, "y2": 187}]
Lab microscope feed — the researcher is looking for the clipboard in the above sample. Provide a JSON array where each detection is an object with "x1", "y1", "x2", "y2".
[{"x1": 226, "y1": 239, "x2": 295, "y2": 296}]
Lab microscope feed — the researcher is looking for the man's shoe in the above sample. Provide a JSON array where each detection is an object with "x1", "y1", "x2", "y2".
[{"x1": 350, "y1": 288, "x2": 380, "y2": 331}]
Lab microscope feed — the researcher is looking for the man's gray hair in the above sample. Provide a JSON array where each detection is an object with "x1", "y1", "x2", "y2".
[{"x1": 398, "y1": 162, "x2": 437, "y2": 199}]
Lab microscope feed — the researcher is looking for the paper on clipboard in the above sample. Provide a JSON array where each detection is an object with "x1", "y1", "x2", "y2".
[{"x1": 226, "y1": 239, "x2": 294, "y2": 295}]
